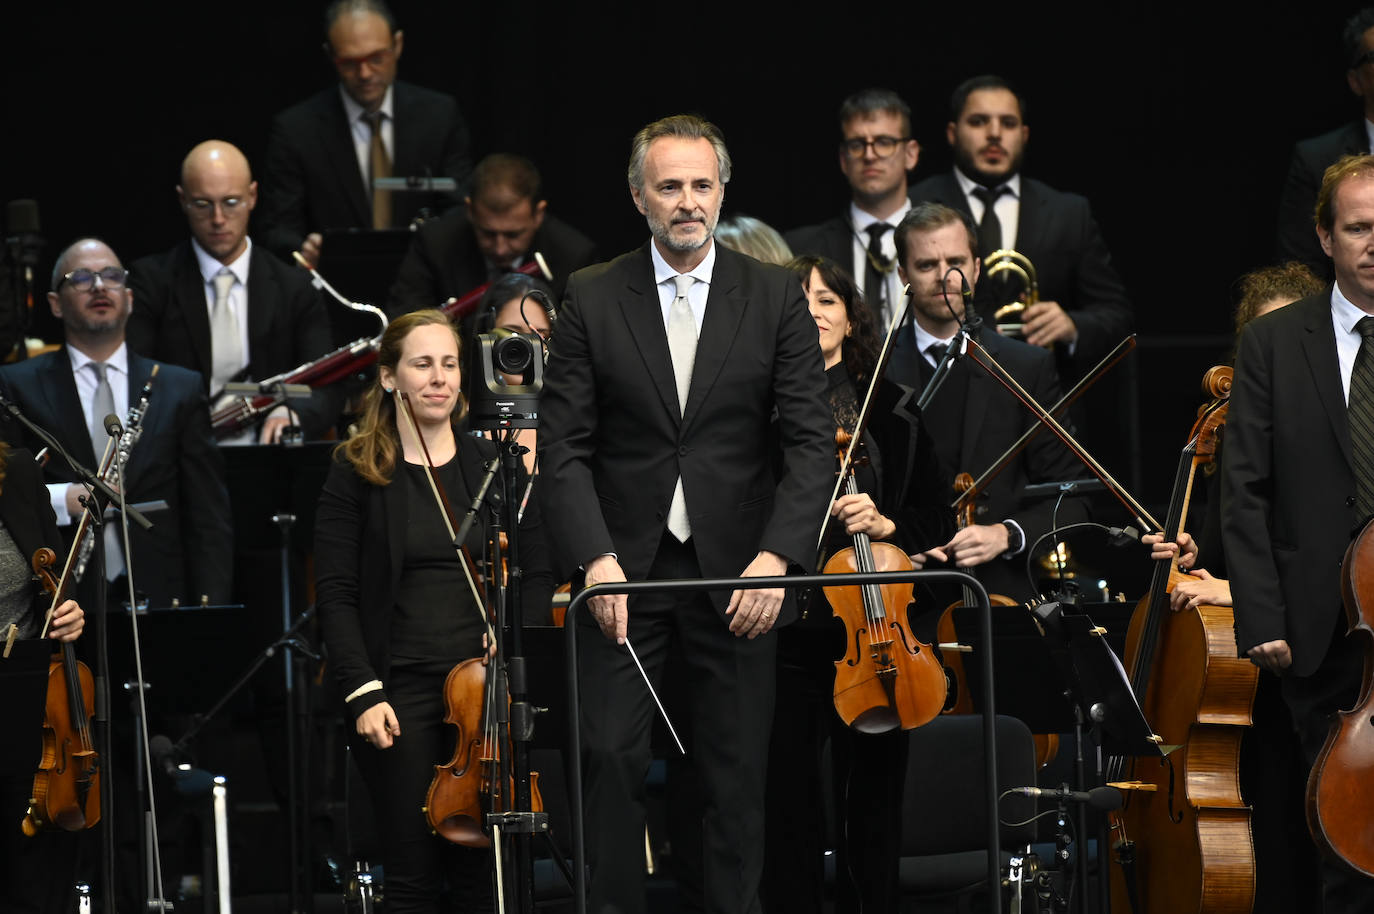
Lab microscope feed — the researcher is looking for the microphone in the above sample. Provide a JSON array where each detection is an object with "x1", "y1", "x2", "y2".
[
  {"x1": 103, "y1": 413, "x2": 123, "y2": 438},
  {"x1": 525, "y1": 289, "x2": 557, "y2": 332},
  {"x1": 1011, "y1": 784, "x2": 1122, "y2": 811}
]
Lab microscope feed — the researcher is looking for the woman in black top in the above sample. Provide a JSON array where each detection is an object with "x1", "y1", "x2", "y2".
[
  {"x1": 762, "y1": 256, "x2": 952, "y2": 914},
  {"x1": 315, "y1": 309, "x2": 551, "y2": 913}
]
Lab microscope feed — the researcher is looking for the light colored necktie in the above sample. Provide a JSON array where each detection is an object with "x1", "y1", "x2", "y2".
[
  {"x1": 88, "y1": 361, "x2": 116, "y2": 460},
  {"x1": 210, "y1": 269, "x2": 242, "y2": 395},
  {"x1": 87, "y1": 362, "x2": 125, "y2": 580},
  {"x1": 367, "y1": 111, "x2": 392, "y2": 230},
  {"x1": 666, "y1": 274, "x2": 697, "y2": 542}
]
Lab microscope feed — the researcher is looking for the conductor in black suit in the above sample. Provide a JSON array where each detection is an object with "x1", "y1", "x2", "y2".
[
  {"x1": 258, "y1": 0, "x2": 473, "y2": 267},
  {"x1": 1225, "y1": 154, "x2": 1374, "y2": 912},
  {"x1": 0, "y1": 238, "x2": 232, "y2": 610},
  {"x1": 387, "y1": 152, "x2": 598, "y2": 315},
  {"x1": 128, "y1": 140, "x2": 340, "y2": 442},
  {"x1": 908, "y1": 75, "x2": 1132, "y2": 380},
  {"x1": 539, "y1": 114, "x2": 832, "y2": 914},
  {"x1": 1276, "y1": 8, "x2": 1374, "y2": 281},
  {"x1": 889, "y1": 203, "x2": 1085, "y2": 604}
]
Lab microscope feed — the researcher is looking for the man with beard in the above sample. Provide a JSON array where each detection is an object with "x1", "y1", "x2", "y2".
[
  {"x1": 0, "y1": 238, "x2": 232, "y2": 609},
  {"x1": 909, "y1": 75, "x2": 1132, "y2": 381},
  {"x1": 786, "y1": 88, "x2": 920, "y2": 327},
  {"x1": 128, "y1": 140, "x2": 340, "y2": 443},
  {"x1": 386, "y1": 152, "x2": 597, "y2": 314},
  {"x1": 539, "y1": 114, "x2": 832, "y2": 914},
  {"x1": 888, "y1": 203, "x2": 1086, "y2": 605}
]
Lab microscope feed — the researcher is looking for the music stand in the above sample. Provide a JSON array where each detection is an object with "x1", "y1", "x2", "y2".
[{"x1": 0, "y1": 640, "x2": 52, "y2": 774}]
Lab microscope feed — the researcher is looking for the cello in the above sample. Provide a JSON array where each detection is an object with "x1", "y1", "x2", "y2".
[
  {"x1": 1107, "y1": 366, "x2": 1257, "y2": 914},
  {"x1": 1306, "y1": 513, "x2": 1374, "y2": 875}
]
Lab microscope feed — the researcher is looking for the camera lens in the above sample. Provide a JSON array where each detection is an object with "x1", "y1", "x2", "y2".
[{"x1": 493, "y1": 334, "x2": 534, "y2": 375}]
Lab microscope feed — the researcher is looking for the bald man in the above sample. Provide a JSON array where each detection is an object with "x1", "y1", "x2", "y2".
[
  {"x1": 128, "y1": 140, "x2": 341, "y2": 442},
  {"x1": 0, "y1": 238, "x2": 233, "y2": 609},
  {"x1": 258, "y1": 0, "x2": 472, "y2": 266}
]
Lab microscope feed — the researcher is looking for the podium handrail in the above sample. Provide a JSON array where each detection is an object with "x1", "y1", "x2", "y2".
[{"x1": 562, "y1": 569, "x2": 1001, "y2": 914}]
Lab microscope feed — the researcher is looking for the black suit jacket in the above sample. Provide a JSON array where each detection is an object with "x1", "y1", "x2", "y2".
[
  {"x1": 1223, "y1": 289, "x2": 1358, "y2": 677},
  {"x1": 888, "y1": 326, "x2": 1088, "y2": 600},
  {"x1": 127, "y1": 241, "x2": 341, "y2": 439},
  {"x1": 257, "y1": 81, "x2": 474, "y2": 261},
  {"x1": 1276, "y1": 120, "x2": 1368, "y2": 281},
  {"x1": 908, "y1": 172, "x2": 1133, "y2": 377},
  {"x1": 386, "y1": 207, "x2": 599, "y2": 316},
  {"x1": 314, "y1": 436, "x2": 553, "y2": 718},
  {"x1": 0, "y1": 350, "x2": 233, "y2": 608},
  {"x1": 783, "y1": 216, "x2": 853, "y2": 269},
  {"x1": 538, "y1": 243, "x2": 833, "y2": 622}
]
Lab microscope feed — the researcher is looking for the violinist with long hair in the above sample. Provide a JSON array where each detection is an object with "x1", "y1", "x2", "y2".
[
  {"x1": 314, "y1": 309, "x2": 552, "y2": 913},
  {"x1": 762, "y1": 255, "x2": 952, "y2": 914},
  {"x1": 0, "y1": 441, "x2": 86, "y2": 913}
]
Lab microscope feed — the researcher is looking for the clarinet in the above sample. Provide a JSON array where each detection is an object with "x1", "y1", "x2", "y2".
[{"x1": 74, "y1": 365, "x2": 158, "y2": 582}]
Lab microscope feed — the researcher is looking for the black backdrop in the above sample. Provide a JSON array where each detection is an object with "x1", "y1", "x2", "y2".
[{"x1": 2, "y1": 1, "x2": 1366, "y2": 515}]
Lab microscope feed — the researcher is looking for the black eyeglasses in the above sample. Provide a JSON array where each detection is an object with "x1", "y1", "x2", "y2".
[
  {"x1": 841, "y1": 135, "x2": 911, "y2": 159},
  {"x1": 57, "y1": 266, "x2": 128, "y2": 293}
]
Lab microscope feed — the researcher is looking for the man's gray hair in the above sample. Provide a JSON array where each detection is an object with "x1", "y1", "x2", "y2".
[{"x1": 627, "y1": 114, "x2": 732, "y2": 193}]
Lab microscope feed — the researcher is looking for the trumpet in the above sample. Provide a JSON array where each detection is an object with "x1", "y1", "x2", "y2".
[{"x1": 983, "y1": 248, "x2": 1038, "y2": 336}]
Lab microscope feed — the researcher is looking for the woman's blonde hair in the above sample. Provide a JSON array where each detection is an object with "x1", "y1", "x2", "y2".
[{"x1": 340, "y1": 310, "x2": 465, "y2": 485}]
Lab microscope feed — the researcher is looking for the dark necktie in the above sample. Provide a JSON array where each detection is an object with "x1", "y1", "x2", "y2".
[
  {"x1": 926, "y1": 342, "x2": 949, "y2": 366},
  {"x1": 1351, "y1": 316, "x2": 1374, "y2": 518},
  {"x1": 366, "y1": 111, "x2": 392, "y2": 230},
  {"x1": 970, "y1": 185, "x2": 1006, "y2": 257},
  {"x1": 864, "y1": 222, "x2": 893, "y2": 319}
]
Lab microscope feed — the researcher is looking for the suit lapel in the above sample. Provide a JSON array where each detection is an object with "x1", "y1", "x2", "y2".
[
  {"x1": 1015, "y1": 180, "x2": 1049, "y2": 254},
  {"x1": 42, "y1": 348, "x2": 97, "y2": 467},
  {"x1": 319, "y1": 92, "x2": 371, "y2": 225},
  {"x1": 121, "y1": 354, "x2": 156, "y2": 491},
  {"x1": 246, "y1": 249, "x2": 276, "y2": 379},
  {"x1": 960, "y1": 335, "x2": 995, "y2": 469},
  {"x1": 619, "y1": 248, "x2": 681, "y2": 422},
  {"x1": 175, "y1": 245, "x2": 214, "y2": 378},
  {"x1": 1302, "y1": 297, "x2": 1354, "y2": 470},
  {"x1": 682, "y1": 249, "x2": 746, "y2": 431}
]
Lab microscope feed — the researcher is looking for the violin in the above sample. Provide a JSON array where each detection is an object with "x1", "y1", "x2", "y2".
[
  {"x1": 824, "y1": 430, "x2": 947, "y2": 733},
  {"x1": 22, "y1": 546, "x2": 100, "y2": 835},
  {"x1": 1306, "y1": 514, "x2": 1374, "y2": 875},
  {"x1": 389, "y1": 391, "x2": 544, "y2": 845}
]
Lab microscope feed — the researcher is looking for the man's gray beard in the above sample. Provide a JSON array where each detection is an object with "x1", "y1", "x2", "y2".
[{"x1": 649, "y1": 213, "x2": 716, "y2": 254}]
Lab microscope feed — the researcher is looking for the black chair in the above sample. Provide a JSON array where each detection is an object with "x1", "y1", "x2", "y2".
[{"x1": 898, "y1": 714, "x2": 1039, "y2": 910}]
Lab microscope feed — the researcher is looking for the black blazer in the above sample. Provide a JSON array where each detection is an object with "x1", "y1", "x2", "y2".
[
  {"x1": 887, "y1": 327, "x2": 1088, "y2": 600},
  {"x1": 0, "y1": 349, "x2": 233, "y2": 608},
  {"x1": 1276, "y1": 120, "x2": 1368, "y2": 281},
  {"x1": 538, "y1": 243, "x2": 833, "y2": 622},
  {"x1": 859, "y1": 377, "x2": 955, "y2": 555},
  {"x1": 908, "y1": 172, "x2": 1133, "y2": 377},
  {"x1": 386, "y1": 207, "x2": 600, "y2": 316},
  {"x1": 257, "y1": 81, "x2": 474, "y2": 260},
  {"x1": 0, "y1": 448, "x2": 64, "y2": 627},
  {"x1": 784, "y1": 216, "x2": 853, "y2": 269},
  {"x1": 314, "y1": 436, "x2": 553, "y2": 719},
  {"x1": 127, "y1": 241, "x2": 341, "y2": 439},
  {"x1": 1223, "y1": 289, "x2": 1358, "y2": 677}
]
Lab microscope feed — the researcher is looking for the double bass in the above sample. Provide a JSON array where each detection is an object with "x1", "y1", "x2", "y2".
[{"x1": 1108, "y1": 366, "x2": 1257, "y2": 914}]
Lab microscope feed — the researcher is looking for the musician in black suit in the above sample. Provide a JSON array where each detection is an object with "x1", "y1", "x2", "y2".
[
  {"x1": 0, "y1": 239, "x2": 232, "y2": 612},
  {"x1": 784, "y1": 88, "x2": 920, "y2": 328},
  {"x1": 1225, "y1": 154, "x2": 1374, "y2": 912},
  {"x1": 0, "y1": 445, "x2": 86, "y2": 914},
  {"x1": 128, "y1": 141, "x2": 340, "y2": 442},
  {"x1": 890, "y1": 203, "x2": 1086, "y2": 605},
  {"x1": 1276, "y1": 8, "x2": 1374, "y2": 280},
  {"x1": 387, "y1": 153, "x2": 598, "y2": 315},
  {"x1": 908, "y1": 75, "x2": 1132, "y2": 380},
  {"x1": 258, "y1": 0, "x2": 473, "y2": 267},
  {"x1": 539, "y1": 114, "x2": 832, "y2": 914}
]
